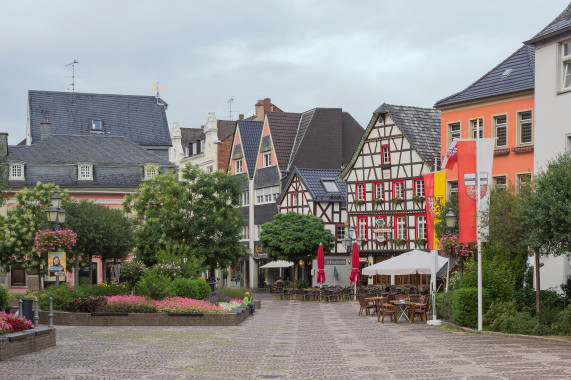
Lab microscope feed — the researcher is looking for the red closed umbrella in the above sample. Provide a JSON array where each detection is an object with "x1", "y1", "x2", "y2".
[
  {"x1": 349, "y1": 242, "x2": 360, "y2": 301},
  {"x1": 316, "y1": 243, "x2": 326, "y2": 284}
]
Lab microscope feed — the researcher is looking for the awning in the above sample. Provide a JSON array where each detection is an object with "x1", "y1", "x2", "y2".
[
  {"x1": 259, "y1": 260, "x2": 295, "y2": 269},
  {"x1": 362, "y1": 250, "x2": 449, "y2": 276}
]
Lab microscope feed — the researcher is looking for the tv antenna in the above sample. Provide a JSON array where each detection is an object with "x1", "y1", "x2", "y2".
[
  {"x1": 227, "y1": 97, "x2": 235, "y2": 121},
  {"x1": 65, "y1": 60, "x2": 79, "y2": 104}
]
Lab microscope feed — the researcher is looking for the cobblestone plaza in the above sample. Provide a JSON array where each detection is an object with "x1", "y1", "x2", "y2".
[{"x1": 2, "y1": 296, "x2": 570, "y2": 379}]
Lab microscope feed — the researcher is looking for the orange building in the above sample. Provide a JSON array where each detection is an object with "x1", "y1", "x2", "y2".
[{"x1": 435, "y1": 45, "x2": 535, "y2": 192}]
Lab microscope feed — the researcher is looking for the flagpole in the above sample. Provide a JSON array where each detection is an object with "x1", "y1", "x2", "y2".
[{"x1": 476, "y1": 118, "x2": 483, "y2": 331}]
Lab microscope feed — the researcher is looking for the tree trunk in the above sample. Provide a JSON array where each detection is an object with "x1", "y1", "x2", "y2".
[
  {"x1": 75, "y1": 252, "x2": 80, "y2": 287},
  {"x1": 102, "y1": 259, "x2": 107, "y2": 283},
  {"x1": 89, "y1": 254, "x2": 93, "y2": 285},
  {"x1": 534, "y1": 249, "x2": 541, "y2": 321}
]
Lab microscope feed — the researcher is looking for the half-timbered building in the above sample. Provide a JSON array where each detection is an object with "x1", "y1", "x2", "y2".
[
  {"x1": 229, "y1": 108, "x2": 363, "y2": 289},
  {"x1": 339, "y1": 103, "x2": 440, "y2": 287},
  {"x1": 278, "y1": 167, "x2": 351, "y2": 286}
]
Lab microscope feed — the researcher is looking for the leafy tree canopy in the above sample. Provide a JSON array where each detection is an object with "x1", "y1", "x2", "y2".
[
  {"x1": 123, "y1": 165, "x2": 248, "y2": 269},
  {"x1": 518, "y1": 152, "x2": 571, "y2": 257},
  {"x1": 0, "y1": 182, "x2": 67, "y2": 271},
  {"x1": 259, "y1": 212, "x2": 335, "y2": 262}
]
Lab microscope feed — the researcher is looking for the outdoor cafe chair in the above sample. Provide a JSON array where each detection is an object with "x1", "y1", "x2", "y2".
[
  {"x1": 409, "y1": 294, "x2": 422, "y2": 303},
  {"x1": 357, "y1": 294, "x2": 375, "y2": 316},
  {"x1": 411, "y1": 295, "x2": 430, "y2": 323},
  {"x1": 378, "y1": 302, "x2": 398, "y2": 324}
]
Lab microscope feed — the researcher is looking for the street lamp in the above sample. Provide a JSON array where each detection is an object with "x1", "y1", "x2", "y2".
[
  {"x1": 445, "y1": 210, "x2": 457, "y2": 228},
  {"x1": 342, "y1": 226, "x2": 356, "y2": 254},
  {"x1": 45, "y1": 190, "x2": 66, "y2": 286}
]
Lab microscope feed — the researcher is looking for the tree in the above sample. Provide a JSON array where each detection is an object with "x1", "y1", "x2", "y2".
[
  {"x1": 63, "y1": 199, "x2": 134, "y2": 284},
  {"x1": 123, "y1": 165, "x2": 248, "y2": 270},
  {"x1": 518, "y1": 152, "x2": 571, "y2": 317},
  {"x1": 0, "y1": 183, "x2": 67, "y2": 286},
  {"x1": 259, "y1": 212, "x2": 335, "y2": 263}
]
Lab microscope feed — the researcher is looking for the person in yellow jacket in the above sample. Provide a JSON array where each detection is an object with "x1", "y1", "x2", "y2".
[{"x1": 243, "y1": 292, "x2": 255, "y2": 315}]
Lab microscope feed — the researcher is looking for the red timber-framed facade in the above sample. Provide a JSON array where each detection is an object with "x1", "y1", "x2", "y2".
[
  {"x1": 339, "y1": 103, "x2": 441, "y2": 287},
  {"x1": 278, "y1": 168, "x2": 351, "y2": 286}
]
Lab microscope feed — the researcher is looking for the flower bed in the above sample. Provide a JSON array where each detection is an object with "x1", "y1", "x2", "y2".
[{"x1": 0, "y1": 312, "x2": 34, "y2": 335}]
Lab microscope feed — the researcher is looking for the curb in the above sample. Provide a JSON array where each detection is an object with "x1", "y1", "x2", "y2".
[{"x1": 441, "y1": 321, "x2": 571, "y2": 345}]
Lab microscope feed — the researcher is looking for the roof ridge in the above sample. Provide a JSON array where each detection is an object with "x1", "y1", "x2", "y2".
[
  {"x1": 287, "y1": 110, "x2": 315, "y2": 171},
  {"x1": 434, "y1": 45, "x2": 530, "y2": 107},
  {"x1": 29, "y1": 89, "x2": 164, "y2": 100}
]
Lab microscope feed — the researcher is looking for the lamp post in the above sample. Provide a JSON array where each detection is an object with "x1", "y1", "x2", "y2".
[
  {"x1": 45, "y1": 190, "x2": 67, "y2": 286},
  {"x1": 444, "y1": 210, "x2": 457, "y2": 293}
]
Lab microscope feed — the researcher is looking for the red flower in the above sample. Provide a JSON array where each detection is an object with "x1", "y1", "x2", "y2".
[{"x1": 73, "y1": 301, "x2": 78, "y2": 305}]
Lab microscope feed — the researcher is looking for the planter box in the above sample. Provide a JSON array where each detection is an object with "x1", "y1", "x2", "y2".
[
  {"x1": 38, "y1": 307, "x2": 252, "y2": 327},
  {"x1": 0, "y1": 328, "x2": 56, "y2": 361}
]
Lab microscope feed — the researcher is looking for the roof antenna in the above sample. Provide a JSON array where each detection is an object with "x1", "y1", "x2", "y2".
[
  {"x1": 65, "y1": 60, "x2": 79, "y2": 104},
  {"x1": 227, "y1": 97, "x2": 235, "y2": 121},
  {"x1": 150, "y1": 81, "x2": 166, "y2": 106}
]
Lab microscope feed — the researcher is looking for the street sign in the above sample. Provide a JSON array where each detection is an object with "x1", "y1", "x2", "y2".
[{"x1": 374, "y1": 228, "x2": 392, "y2": 233}]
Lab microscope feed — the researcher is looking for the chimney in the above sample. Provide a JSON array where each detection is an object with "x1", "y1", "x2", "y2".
[
  {"x1": 263, "y1": 98, "x2": 272, "y2": 112},
  {"x1": 40, "y1": 117, "x2": 52, "y2": 140},
  {"x1": 239, "y1": 114, "x2": 244, "y2": 120},
  {"x1": 0, "y1": 132, "x2": 7, "y2": 156},
  {"x1": 255, "y1": 99, "x2": 264, "y2": 121}
]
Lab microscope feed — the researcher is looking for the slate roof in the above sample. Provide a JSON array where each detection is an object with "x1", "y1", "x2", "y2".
[
  {"x1": 217, "y1": 120, "x2": 236, "y2": 141},
  {"x1": 295, "y1": 168, "x2": 346, "y2": 202},
  {"x1": 266, "y1": 112, "x2": 301, "y2": 171},
  {"x1": 236, "y1": 120, "x2": 263, "y2": 178},
  {"x1": 28, "y1": 90, "x2": 171, "y2": 146},
  {"x1": 434, "y1": 45, "x2": 535, "y2": 108},
  {"x1": 7, "y1": 135, "x2": 173, "y2": 165},
  {"x1": 525, "y1": 3, "x2": 571, "y2": 44},
  {"x1": 377, "y1": 104, "x2": 441, "y2": 164},
  {"x1": 340, "y1": 104, "x2": 440, "y2": 180},
  {"x1": 288, "y1": 109, "x2": 315, "y2": 167},
  {"x1": 180, "y1": 128, "x2": 203, "y2": 149}
]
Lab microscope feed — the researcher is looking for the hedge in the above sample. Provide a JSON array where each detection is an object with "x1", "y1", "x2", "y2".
[{"x1": 451, "y1": 287, "x2": 491, "y2": 328}]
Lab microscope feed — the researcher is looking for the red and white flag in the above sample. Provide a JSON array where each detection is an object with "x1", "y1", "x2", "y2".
[
  {"x1": 456, "y1": 139, "x2": 495, "y2": 243},
  {"x1": 442, "y1": 140, "x2": 458, "y2": 170}
]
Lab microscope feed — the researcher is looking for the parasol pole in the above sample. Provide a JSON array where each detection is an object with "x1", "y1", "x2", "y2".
[
  {"x1": 446, "y1": 258, "x2": 450, "y2": 292},
  {"x1": 476, "y1": 118, "x2": 483, "y2": 331},
  {"x1": 427, "y1": 250, "x2": 441, "y2": 326}
]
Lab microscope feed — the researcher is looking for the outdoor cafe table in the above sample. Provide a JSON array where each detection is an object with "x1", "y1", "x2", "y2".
[
  {"x1": 365, "y1": 297, "x2": 384, "y2": 314},
  {"x1": 391, "y1": 300, "x2": 416, "y2": 323}
]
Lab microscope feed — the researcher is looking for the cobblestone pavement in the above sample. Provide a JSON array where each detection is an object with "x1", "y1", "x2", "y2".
[{"x1": 2, "y1": 296, "x2": 570, "y2": 379}]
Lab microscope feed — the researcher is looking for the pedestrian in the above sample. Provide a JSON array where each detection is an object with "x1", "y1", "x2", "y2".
[{"x1": 243, "y1": 292, "x2": 255, "y2": 315}]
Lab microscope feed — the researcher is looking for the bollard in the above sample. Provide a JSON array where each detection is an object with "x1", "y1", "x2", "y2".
[
  {"x1": 33, "y1": 299, "x2": 40, "y2": 327},
  {"x1": 19, "y1": 298, "x2": 23, "y2": 317},
  {"x1": 48, "y1": 296, "x2": 54, "y2": 328}
]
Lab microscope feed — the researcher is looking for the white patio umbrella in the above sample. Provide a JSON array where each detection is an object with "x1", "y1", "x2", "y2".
[
  {"x1": 361, "y1": 250, "x2": 448, "y2": 276},
  {"x1": 259, "y1": 260, "x2": 295, "y2": 269}
]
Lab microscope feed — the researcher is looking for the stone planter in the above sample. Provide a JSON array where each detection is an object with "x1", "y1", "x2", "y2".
[{"x1": 0, "y1": 328, "x2": 56, "y2": 361}]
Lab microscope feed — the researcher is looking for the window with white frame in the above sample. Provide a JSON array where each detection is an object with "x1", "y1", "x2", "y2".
[
  {"x1": 562, "y1": 41, "x2": 571, "y2": 90},
  {"x1": 414, "y1": 179, "x2": 424, "y2": 197},
  {"x1": 193, "y1": 143, "x2": 198, "y2": 155},
  {"x1": 358, "y1": 217, "x2": 367, "y2": 240},
  {"x1": 448, "y1": 122, "x2": 461, "y2": 146},
  {"x1": 374, "y1": 182, "x2": 384, "y2": 200},
  {"x1": 78, "y1": 164, "x2": 93, "y2": 180},
  {"x1": 256, "y1": 224, "x2": 262, "y2": 240},
  {"x1": 9, "y1": 163, "x2": 24, "y2": 180},
  {"x1": 291, "y1": 193, "x2": 298, "y2": 206},
  {"x1": 255, "y1": 186, "x2": 280, "y2": 204},
  {"x1": 494, "y1": 115, "x2": 507, "y2": 148},
  {"x1": 235, "y1": 159, "x2": 243, "y2": 174},
  {"x1": 242, "y1": 225, "x2": 249, "y2": 240},
  {"x1": 381, "y1": 145, "x2": 391, "y2": 164},
  {"x1": 355, "y1": 183, "x2": 365, "y2": 201},
  {"x1": 517, "y1": 173, "x2": 531, "y2": 189},
  {"x1": 263, "y1": 152, "x2": 272, "y2": 167},
  {"x1": 416, "y1": 215, "x2": 427, "y2": 239},
  {"x1": 145, "y1": 165, "x2": 158, "y2": 179},
  {"x1": 393, "y1": 180, "x2": 404, "y2": 199},
  {"x1": 519, "y1": 111, "x2": 533, "y2": 145},
  {"x1": 201, "y1": 139, "x2": 205, "y2": 152},
  {"x1": 471, "y1": 118, "x2": 484, "y2": 139},
  {"x1": 493, "y1": 175, "x2": 507, "y2": 189},
  {"x1": 448, "y1": 181, "x2": 458, "y2": 194},
  {"x1": 395, "y1": 216, "x2": 406, "y2": 240},
  {"x1": 336, "y1": 224, "x2": 346, "y2": 241},
  {"x1": 241, "y1": 191, "x2": 249, "y2": 206}
]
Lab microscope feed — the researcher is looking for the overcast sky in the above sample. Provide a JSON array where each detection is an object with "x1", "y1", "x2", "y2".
[{"x1": 1, "y1": 1, "x2": 568, "y2": 144}]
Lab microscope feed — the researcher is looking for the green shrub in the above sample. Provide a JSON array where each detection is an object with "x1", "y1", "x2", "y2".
[
  {"x1": 484, "y1": 301, "x2": 518, "y2": 331},
  {"x1": 135, "y1": 272, "x2": 172, "y2": 300},
  {"x1": 461, "y1": 258, "x2": 515, "y2": 302},
  {"x1": 0, "y1": 286, "x2": 9, "y2": 311},
  {"x1": 120, "y1": 261, "x2": 147, "y2": 291},
  {"x1": 8, "y1": 291, "x2": 37, "y2": 300},
  {"x1": 36, "y1": 283, "x2": 129, "y2": 311},
  {"x1": 498, "y1": 311, "x2": 550, "y2": 335},
  {"x1": 435, "y1": 292, "x2": 454, "y2": 321},
  {"x1": 195, "y1": 279, "x2": 212, "y2": 299},
  {"x1": 217, "y1": 287, "x2": 249, "y2": 299},
  {"x1": 295, "y1": 279, "x2": 310, "y2": 289},
  {"x1": 512, "y1": 287, "x2": 569, "y2": 315},
  {"x1": 169, "y1": 278, "x2": 199, "y2": 299},
  {"x1": 451, "y1": 287, "x2": 491, "y2": 328},
  {"x1": 551, "y1": 305, "x2": 571, "y2": 335},
  {"x1": 105, "y1": 299, "x2": 157, "y2": 313}
]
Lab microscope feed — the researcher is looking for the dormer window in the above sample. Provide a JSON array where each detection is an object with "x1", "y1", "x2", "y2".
[
  {"x1": 145, "y1": 165, "x2": 159, "y2": 179},
  {"x1": 91, "y1": 119, "x2": 102, "y2": 131},
  {"x1": 322, "y1": 179, "x2": 339, "y2": 193},
  {"x1": 9, "y1": 163, "x2": 24, "y2": 180},
  {"x1": 78, "y1": 164, "x2": 93, "y2": 180}
]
